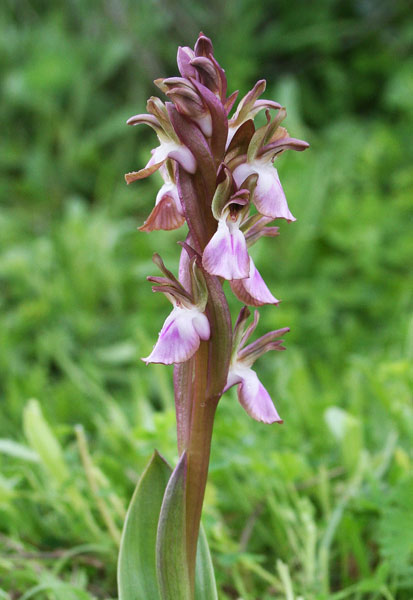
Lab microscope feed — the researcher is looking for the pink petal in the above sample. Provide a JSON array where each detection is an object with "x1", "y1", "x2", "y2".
[
  {"x1": 143, "y1": 307, "x2": 209, "y2": 365},
  {"x1": 202, "y1": 219, "x2": 250, "y2": 280},
  {"x1": 192, "y1": 312, "x2": 210, "y2": 340},
  {"x1": 230, "y1": 257, "x2": 279, "y2": 306},
  {"x1": 168, "y1": 145, "x2": 197, "y2": 174},
  {"x1": 227, "y1": 366, "x2": 282, "y2": 424},
  {"x1": 233, "y1": 162, "x2": 295, "y2": 221}
]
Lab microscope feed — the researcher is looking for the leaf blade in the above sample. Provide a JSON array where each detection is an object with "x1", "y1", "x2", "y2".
[
  {"x1": 118, "y1": 451, "x2": 171, "y2": 600},
  {"x1": 156, "y1": 452, "x2": 191, "y2": 600},
  {"x1": 195, "y1": 525, "x2": 218, "y2": 600}
]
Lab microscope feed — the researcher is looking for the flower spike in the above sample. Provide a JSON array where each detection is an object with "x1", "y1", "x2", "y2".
[{"x1": 123, "y1": 34, "x2": 309, "y2": 589}]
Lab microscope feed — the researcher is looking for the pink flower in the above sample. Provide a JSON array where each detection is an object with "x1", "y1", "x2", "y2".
[
  {"x1": 224, "y1": 308, "x2": 288, "y2": 424},
  {"x1": 225, "y1": 365, "x2": 282, "y2": 424},
  {"x1": 232, "y1": 115, "x2": 309, "y2": 220},
  {"x1": 142, "y1": 253, "x2": 210, "y2": 365},
  {"x1": 143, "y1": 302, "x2": 210, "y2": 365},
  {"x1": 233, "y1": 158, "x2": 295, "y2": 221},
  {"x1": 202, "y1": 215, "x2": 250, "y2": 280},
  {"x1": 125, "y1": 98, "x2": 196, "y2": 185},
  {"x1": 139, "y1": 163, "x2": 185, "y2": 232},
  {"x1": 227, "y1": 79, "x2": 281, "y2": 147}
]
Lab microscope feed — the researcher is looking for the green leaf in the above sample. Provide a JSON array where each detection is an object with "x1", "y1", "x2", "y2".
[
  {"x1": 23, "y1": 399, "x2": 69, "y2": 484},
  {"x1": 118, "y1": 450, "x2": 217, "y2": 600},
  {"x1": 118, "y1": 451, "x2": 171, "y2": 600},
  {"x1": 0, "y1": 439, "x2": 39, "y2": 463},
  {"x1": 156, "y1": 452, "x2": 191, "y2": 600},
  {"x1": 195, "y1": 525, "x2": 218, "y2": 600}
]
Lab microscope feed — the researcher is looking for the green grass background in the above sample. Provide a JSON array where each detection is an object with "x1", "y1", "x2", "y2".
[{"x1": 1, "y1": 1, "x2": 412, "y2": 598}]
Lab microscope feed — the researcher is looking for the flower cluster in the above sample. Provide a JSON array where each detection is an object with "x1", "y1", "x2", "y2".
[{"x1": 127, "y1": 33, "x2": 308, "y2": 424}]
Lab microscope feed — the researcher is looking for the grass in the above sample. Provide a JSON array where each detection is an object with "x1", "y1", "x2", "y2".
[{"x1": 1, "y1": 1, "x2": 413, "y2": 598}]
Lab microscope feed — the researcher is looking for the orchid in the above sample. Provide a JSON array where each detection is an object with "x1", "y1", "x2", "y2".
[
  {"x1": 125, "y1": 97, "x2": 196, "y2": 185},
  {"x1": 142, "y1": 253, "x2": 210, "y2": 364},
  {"x1": 138, "y1": 162, "x2": 185, "y2": 232},
  {"x1": 225, "y1": 307, "x2": 287, "y2": 424},
  {"x1": 118, "y1": 33, "x2": 308, "y2": 600},
  {"x1": 232, "y1": 112, "x2": 309, "y2": 220}
]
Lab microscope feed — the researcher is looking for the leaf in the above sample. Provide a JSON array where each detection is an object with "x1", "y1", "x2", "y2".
[
  {"x1": 23, "y1": 399, "x2": 69, "y2": 484},
  {"x1": 118, "y1": 451, "x2": 171, "y2": 600},
  {"x1": 195, "y1": 525, "x2": 218, "y2": 600},
  {"x1": 378, "y1": 476, "x2": 413, "y2": 582},
  {"x1": 156, "y1": 452, "x2": 191, "y2": 600},
  {"x1": 0, "y1": 439, "x2": 39, "y2": 463},
  {"x1": 118, "y1": 449, "x2": 217, "y2": 600}
]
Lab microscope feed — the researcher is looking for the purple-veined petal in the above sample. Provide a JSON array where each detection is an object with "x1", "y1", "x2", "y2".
[
  {"x1": 143, "y1": 306, "x2": 210, "y2": 365},
  {"x1": 225, "y1": 365, "x2": 282, "y2": 424},
  {"x1": 202, "y1": 219, "x2": 250, "y2": 280},
  {"x1": 230, "y1": 257, "x2": 279, "y2": 306},
  {"x1": 233, "y1": 161, "x2": 295, "y2": 221}
]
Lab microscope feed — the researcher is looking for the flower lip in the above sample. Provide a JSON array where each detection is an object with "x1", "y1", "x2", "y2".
[
  {"x1": 225, "y1": 364, "x2": 283, "y2": 424},
  {"x1": 232, "y1": 161, "x2": 295, "y2": 221},
  {"x1": 202, "y1": 217, "x2": 250, "y2": 280},
  {"x1": 142, "y1": 305, "x2": 210, "y2": 365},
  {"x1": 230, "y1": 257, "x2": 279, "y2": 307}
]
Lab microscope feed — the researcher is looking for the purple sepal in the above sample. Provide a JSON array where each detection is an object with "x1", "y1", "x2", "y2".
[
  {"x1": 230, "y1": 257, "x2": 279, "y2": 306},
  {"x1": 178, "y1": 238, "x2": 192, "y2": 292},
  {"x1": 177, "y1": 46, "x2": 197, "y2": 79},
  {"x1": 143, "y1": 306, "x2": 210, "y2": 365},
  {"x1": 167, "y1": 104, "x2": 216, "y2": 197},
  {"x1": 191, "y1": 79, "x2": 228, "y2": 161},
  {"x1": 225, "y1": 366, "x2": 283, "y2": 424},
  {"x1": 202, "y1": 218, "x2": 250, "y2": 280}
]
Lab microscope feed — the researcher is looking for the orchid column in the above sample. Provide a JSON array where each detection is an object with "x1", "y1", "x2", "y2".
[{"x1": 121, "y1": 33, "x2": 308, "y2": 599}]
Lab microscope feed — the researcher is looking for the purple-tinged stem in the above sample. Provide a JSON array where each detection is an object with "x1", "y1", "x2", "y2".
[{"x1": 185, "y1": 340, "x2": 217, "y2": 592}]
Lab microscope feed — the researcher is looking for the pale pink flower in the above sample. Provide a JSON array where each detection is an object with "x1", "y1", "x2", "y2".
[{"x1": 224, "y1": 308, "x2": 288, "y2": 424}]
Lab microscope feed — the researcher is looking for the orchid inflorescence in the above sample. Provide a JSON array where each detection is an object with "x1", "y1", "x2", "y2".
[{"x1": 120, "y1": 33, "x2": 308, "y2": 598}]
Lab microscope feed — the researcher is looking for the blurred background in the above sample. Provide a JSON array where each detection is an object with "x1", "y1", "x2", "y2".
[{"x1": 1, "y1": 1, "x2": 412, "y2": 598}]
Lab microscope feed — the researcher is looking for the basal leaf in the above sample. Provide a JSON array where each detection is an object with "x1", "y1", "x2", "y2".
[
  {"x1": 118, "y1": 451, "x2": 171, "y2": 600},
  {"x1": 156, "y1": 452, "x2": 191, "y2": 600},
  {"x1": 195, "y1": 524, "x2": 218, "y2": 600}
]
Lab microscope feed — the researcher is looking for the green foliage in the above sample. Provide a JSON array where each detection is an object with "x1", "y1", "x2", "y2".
[{"x1": 1, "y1": 0, "x2": 413, "y2": 599}]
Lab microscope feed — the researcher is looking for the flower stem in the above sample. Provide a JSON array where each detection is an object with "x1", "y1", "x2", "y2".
[{"x1": 184, "y1": 340, "x2": 218, "y2": 594}]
